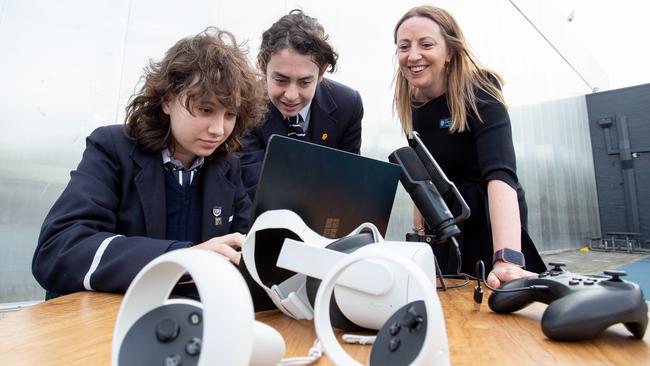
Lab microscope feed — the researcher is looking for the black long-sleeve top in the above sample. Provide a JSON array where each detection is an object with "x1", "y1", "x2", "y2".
[
  {"x1": 410, "y1": 89, "x2": 546, "y2": 274},
  {"x1": 412, "y1": 89, "x2": 519, "y2": 191}
]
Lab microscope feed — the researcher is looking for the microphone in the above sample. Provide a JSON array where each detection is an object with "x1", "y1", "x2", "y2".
[
  {"x1": 389, "y1": 146, "x2": 460, "y2": 243},
  {"x1": 408, "y1": 132, "x2": 470, "y2": 223}
]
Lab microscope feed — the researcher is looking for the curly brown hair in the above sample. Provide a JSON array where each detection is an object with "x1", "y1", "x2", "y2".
[
  {"x1": 125, "y1": 27, "x2": 267, "y2": 157},
  {"x1": 257, "y1": 9, "x2": 338, "y2": 76}
]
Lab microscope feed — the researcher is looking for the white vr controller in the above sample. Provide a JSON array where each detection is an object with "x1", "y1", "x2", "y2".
[
  {"x1": 314, "y1": 249, "x2": 450, "y2": 365},
  {"x1": 242, "y1": 210, "x2": 437, "y2": 330},
  {"x1": 112, "y1": 249, "x2": 285, "y2": 366}
]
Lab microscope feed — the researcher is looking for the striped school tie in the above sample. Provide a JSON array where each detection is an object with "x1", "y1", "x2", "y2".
[{"x1": 286, "y1": 115, "x2": 306, "y2": 140}]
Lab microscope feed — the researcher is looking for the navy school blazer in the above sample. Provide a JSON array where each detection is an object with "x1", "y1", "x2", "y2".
[
  {"x1": 32, "y1": 124, "x2": 251, "y2": 295},
  {"x1": 239, "y1": 78, "x2": 363, "y2": 199}
]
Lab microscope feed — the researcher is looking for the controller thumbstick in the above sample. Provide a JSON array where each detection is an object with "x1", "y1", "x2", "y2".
[
  {"x1": 156, "y1": 317, "x2": 180, "y2": 343},
  {"x1": 402, "y1": 305, "x2": 424, "y2": 331},
  {"x1": 548, "y1": 262, "x2": 566, "y2": 271},
  {"x1": 603, "y1": 270, "x2": 627, "y2": 282}
]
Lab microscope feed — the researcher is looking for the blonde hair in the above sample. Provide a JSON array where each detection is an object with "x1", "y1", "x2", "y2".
[{"x1": 393, "y1": 5, "x2": 506, "y2": 135}]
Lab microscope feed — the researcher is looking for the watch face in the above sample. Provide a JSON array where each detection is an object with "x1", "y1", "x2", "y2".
[
  {"x1": 504, "y1": 249, "x2": 524, "y2": 265},
  {"x1": 495, "y1": 248, "x2": 525, "y2": 267}
]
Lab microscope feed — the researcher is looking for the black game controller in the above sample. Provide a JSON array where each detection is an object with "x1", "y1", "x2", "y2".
[
  {"x1": 370, "y1": 300, "x2": 429, "y2": 365},
  {"x1": 488, "y1": 263, "x2": 648, "y2": 341},
  {"x1": 119, "y1": 303, "x2": 203, "y2": 366}
]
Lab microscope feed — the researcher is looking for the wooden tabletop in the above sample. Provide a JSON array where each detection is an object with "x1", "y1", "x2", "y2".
[{"x1": 1, "y1": 281, "x2": 648, "y2": 365}]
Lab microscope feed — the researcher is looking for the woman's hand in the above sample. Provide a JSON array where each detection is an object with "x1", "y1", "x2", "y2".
[
  {"x1": 192, "y1": 232, "x2": 245, "y2": 265},
  {"x1": 487, "y1": 261, "x2": 535, "y2": 288},
  {"x1": 412, "y1": 205, "x2": 426, "y2": 234}
]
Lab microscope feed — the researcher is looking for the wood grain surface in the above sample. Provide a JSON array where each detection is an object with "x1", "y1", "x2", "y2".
[{"x1": 1, "y1": 281, "x2": 648, "y2": 365}]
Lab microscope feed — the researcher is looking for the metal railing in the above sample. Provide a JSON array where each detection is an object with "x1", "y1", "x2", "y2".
[{"x1": 589, "y1": 232, "x2": 650, "y2": 253}]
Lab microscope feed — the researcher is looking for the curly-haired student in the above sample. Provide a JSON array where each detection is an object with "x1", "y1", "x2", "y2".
[{"x1": 33, "y1": 27, "x2": 266, "y2": 297}]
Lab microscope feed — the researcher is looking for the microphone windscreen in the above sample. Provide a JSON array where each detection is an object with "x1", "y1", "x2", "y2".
[{"x1": 390, "y1": 147, "x2": 430, "y2": 181}]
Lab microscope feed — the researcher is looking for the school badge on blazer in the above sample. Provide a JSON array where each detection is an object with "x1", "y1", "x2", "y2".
[{"x1": 213, "y1": 206, "x2": 222, "y2": 226}]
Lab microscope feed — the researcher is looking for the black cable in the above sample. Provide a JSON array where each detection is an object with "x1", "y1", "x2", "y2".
[
  {"x1": 436, "y1": 237, "x2": 471, "y2": 290},
  {"x1": 432, "y1": 238, "x2": 549, "y2": 308},
  {"x1": 474, "y1": 260, "x2": 550, "y2": 293}
]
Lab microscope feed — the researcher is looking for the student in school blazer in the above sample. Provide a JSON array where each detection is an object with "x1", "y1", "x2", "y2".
[
  {"x1": 239, "y1": 78, "x2": 363, "y2": 199},
  {"x1": 31, "y1": 28, "x2": 269, "y2": 301},
  {"x1": 32, "y1": 124, "x2": 252, "y2": 295}
]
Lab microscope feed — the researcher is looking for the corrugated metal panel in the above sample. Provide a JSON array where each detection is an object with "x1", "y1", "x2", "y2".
[{"x1": 511, "y1": 96, "x2": 601, "y2": 251}]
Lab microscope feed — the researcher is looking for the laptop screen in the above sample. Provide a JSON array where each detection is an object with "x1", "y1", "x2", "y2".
[{"x1": 251, "y1": 135, "x2": 400, "y2": 238}]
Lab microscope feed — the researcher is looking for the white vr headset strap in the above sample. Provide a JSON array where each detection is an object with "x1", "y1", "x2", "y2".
[
  {"x1": 242, "y1": 210, "x2": 389, "y2": 320},
  {"x1": 242, "y1": 210, "x2": 333, "y2": 320},
  {"x1": 278, "y1": 239, "x2": 393, "y2": 296},
  {"x1": 349, "y1": 222, "x2": 384, "y2": 243}
]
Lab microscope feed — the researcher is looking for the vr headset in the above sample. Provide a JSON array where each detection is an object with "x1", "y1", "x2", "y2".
[{"x1": 242, "y1": 209, "x2": 437, "y2": 331}]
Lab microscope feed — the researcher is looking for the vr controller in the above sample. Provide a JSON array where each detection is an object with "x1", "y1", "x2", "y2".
[
  {"x1": 112, "y1": 249, "x2": 285, "y2": 366},
  {"x1": 313, "y1": 249, "x2": 450, "y2": 365},
  {"x1": 242, "y1": 209, "x2": 437, "y2": 331}
]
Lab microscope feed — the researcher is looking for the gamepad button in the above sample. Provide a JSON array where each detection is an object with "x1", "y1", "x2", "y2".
[
  {"x1": 156, "y1": 318, "x2": 180, "y2": 343},
  {"x1": 188, "y1": 312, "x2": 201, "y2": 325},
  {"x1": 550, "y1": 272, "x2": 561, "y2": 276},
  {"x1": 164, "y1": 353, "x2": 183, "y2": 366},
  {"x1": 569, "y1": 280, "x2": 579, "y2": 285},
  {"x1": 389, "y1": 322, "x2": 401, "y2": 336},
  {"x1": 584, "y1": 281, "x2": 595, "y2": 286},
  {"x1": 604, "y1": 270, "x2": 627, "y2": 281},
  {"x1": 185, "y1": 337, "x2": 202, "y2": 356},
  {"x1": 388, "y1": 337, "x2": 401, "y2": 352}
]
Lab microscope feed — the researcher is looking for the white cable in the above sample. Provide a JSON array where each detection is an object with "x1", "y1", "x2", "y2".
[
  {"x1": 342, "y1": 334, "x2": 376, "y2": 345},
  {"x1": 277, "y1": 339, "x2": 323, "y2": 366}
]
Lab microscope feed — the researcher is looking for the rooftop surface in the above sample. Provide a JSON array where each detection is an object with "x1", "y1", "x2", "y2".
[{"x1": 540, "y1": 248, "x2": 650, "y2": 274}]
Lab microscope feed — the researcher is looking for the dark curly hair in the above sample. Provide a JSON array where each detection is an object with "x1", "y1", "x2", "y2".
[
  {"x1": 124, "y1": 27, "x2": 267, "y2": 157},
  {"x1": 257, "y1": 9, "x2": 338, "y2": 76}
]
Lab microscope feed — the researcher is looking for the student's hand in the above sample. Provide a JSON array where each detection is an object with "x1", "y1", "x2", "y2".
[
  {"x1": 487, "y1": 261, "x2": 536, "y2": 288},
  {"x1": 193, "y1": 233, "x2": 245, "y2": 265}
]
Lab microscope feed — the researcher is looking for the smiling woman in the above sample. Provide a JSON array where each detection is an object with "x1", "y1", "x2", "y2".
[
  {"x1": 31, "y1": 27, "x2": 269, "y2": 303},
  {"x1": 395, "y1": 16, "x2": 451, "y2": 103},
  {"x1": 392, "y1": 5, "x2": 547, "y2": 287}
]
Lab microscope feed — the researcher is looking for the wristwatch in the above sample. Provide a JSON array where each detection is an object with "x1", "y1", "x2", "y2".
[{"x1": 492, "y1": 248, "x2": 525, "y2": 268}]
